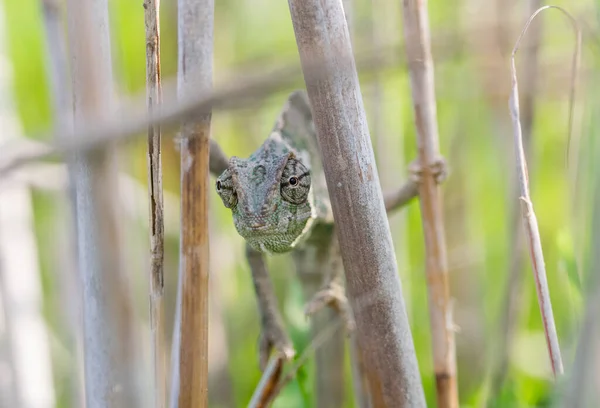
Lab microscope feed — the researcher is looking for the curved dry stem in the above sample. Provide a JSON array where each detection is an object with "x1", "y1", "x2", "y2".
[
  {"x1": 509, "y1": 4, "x2": 582, "y2": 377},
  {"x1": 511, "y1": 5, "x2": 581, "y2": 166}
]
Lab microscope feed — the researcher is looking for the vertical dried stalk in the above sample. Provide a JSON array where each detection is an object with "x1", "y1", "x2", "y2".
[
  {"x1": 144, "y1": 1, "x2": 166, "y2": 407},
  {"x1": 65, "y1": 0, "x2": 138, "y2": 406},
  {"x1": 0, "y1": 5, "x2": 56, "y2": 407},
  {"x1": 175, "y1": 0, "x2": 213, "y2": 406},
  {"x1": 400, "y1": 1, "x2": 458, "y2": 406},
  {"x1": 508, "y1": 5, "x2": 581, "y2": 377},
  {"x1": 287, "y1": 0, "x2": 425, "y2": 406}
]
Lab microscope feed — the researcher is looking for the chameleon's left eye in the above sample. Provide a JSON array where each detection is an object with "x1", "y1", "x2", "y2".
[{"x1": 280, "y1": 159, "x2": 310, "y2": 204}]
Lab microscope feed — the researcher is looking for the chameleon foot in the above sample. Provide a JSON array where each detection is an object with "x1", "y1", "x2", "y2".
[
  {"x1": 258, "y1": 323, "x2": 295, "y2": 371},
  {"x1": 304, "y1": 281, "x2": 355, "y2": 332},
  {"x1": 409, "y1": 155, "x2": 448, "y2": 185}
]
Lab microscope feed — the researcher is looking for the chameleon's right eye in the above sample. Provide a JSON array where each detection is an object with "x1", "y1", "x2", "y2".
[{"x1": 216, "y1": 172, "x2": 238, "y2": 208}]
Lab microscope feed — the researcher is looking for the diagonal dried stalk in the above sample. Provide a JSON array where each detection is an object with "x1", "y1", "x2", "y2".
[
  {"x1": 144, "y1": 1, "x2": 166, "y2": 407},
  {"x1": 288, "y1": 0, "x2": 425, "y2": 406},
  {"x1": 173, "y1": 0, "x2": 214, "y2": 406},
  {"x1": 400, "y1": 0, "x2": 458, "y2": 406},
  {"x1": 508, "y1": 5, "x2": 581, "y2": 377},
  {"x1": 247, "y1": 354, "x2": 285, "y2": 408},
  {"x1": 0, "y1": 22, "x2": 584, "y2": 176}
]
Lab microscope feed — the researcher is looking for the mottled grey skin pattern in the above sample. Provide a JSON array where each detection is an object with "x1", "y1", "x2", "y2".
[{"x1": 216, "y1": 91, "x2": 332, "y2": 254}]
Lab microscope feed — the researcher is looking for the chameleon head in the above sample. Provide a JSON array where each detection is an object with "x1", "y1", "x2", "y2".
[{"x1": 215, "y1": 151, "x2": 313, "y2": 254}]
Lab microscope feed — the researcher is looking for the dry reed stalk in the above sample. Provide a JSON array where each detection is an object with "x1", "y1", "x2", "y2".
[
  {"x1": 288, "y1": 0, "x2": 425, "y2": 405},
  {"x1": 400, "y1": 0, "x2": 458, "y2": 406},
  {"x1": 144, "y1": 1, "x2": 167, "y2": 407},
  {"x1": 65, "y1": 0, "x2": 139, "y2": 405},
  {"x1": 174, "y1": 0, "x2": 214, "y2": 406},
  {"x1": 508, "y1": 4, "x2": 581, "y2": 377}
]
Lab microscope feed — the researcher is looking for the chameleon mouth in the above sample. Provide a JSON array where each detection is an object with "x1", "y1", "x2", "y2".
[
  {"x1": 234, "y1": 217, "x2": 275, "y2": 237},
  {"x1": 233, "y1": 207, "x2": 313, "y2": 240},
  {"x1": 247, "y1": 224, "x2": 271, "y2": 232}
]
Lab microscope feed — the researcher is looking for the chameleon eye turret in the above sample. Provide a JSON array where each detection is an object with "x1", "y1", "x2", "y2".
[
  {"x1": 215, "y1": 169, "x2": 238, "y2": 208},
  {"x1": 280, "y1": 158, "x2": 310, "y2": 205}
]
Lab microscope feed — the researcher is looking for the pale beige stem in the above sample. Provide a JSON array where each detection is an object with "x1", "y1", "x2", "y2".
[
  {"x1": 144, "y1": 1, "x2": 167, "y2": 407},
  {"x1": 400, "y1": 0, "x2": 458, "y2": 406}
]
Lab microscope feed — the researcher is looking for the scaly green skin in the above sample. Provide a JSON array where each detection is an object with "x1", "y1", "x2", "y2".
[{"x1": 215, "y1": 91, "x2": 331, "y2": 254}]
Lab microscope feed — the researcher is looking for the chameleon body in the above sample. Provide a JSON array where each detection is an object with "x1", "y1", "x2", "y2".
[
  {"x1": 213, "y1": 90, "x2": 424, "y2": 405},
  {"x1": 216, "y1": 91, "x2": 332, "y2": 254}
]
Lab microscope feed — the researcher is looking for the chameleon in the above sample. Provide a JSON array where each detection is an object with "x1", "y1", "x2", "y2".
[
  {"x1": 215, "y1": 92, "x2": 330, "y2": 255},
  {"x1": 214, "y1": 90, "x2": 343, "y2": 367},
  {"x1": 212, "y1": 90, "x2": 445, "y2": 397}
]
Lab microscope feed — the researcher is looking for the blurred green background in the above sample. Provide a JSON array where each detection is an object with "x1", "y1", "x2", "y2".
[{"x1": 2, "y1": 0, "x2": 599, "y2": 406}]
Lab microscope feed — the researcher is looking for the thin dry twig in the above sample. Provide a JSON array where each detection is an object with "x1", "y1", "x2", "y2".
[
  {"x1": 270, "y1": 319, "x2": 344, "y2": 401},
  {"x1": 400, "y1": 0, "x2": 457, "y2": 406},
  {"x1": 143, "y1": 1, "x2": 166, "y2": 407},
  {"x1": 384, "y1": 179, "x2": 418, "y2": 212},
  {"x1": 508, "y1": 4, "x2": 581, "y2": 377},
  {"x1": 247, "y1": 354, "x2": 285, "y2": 408}
]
